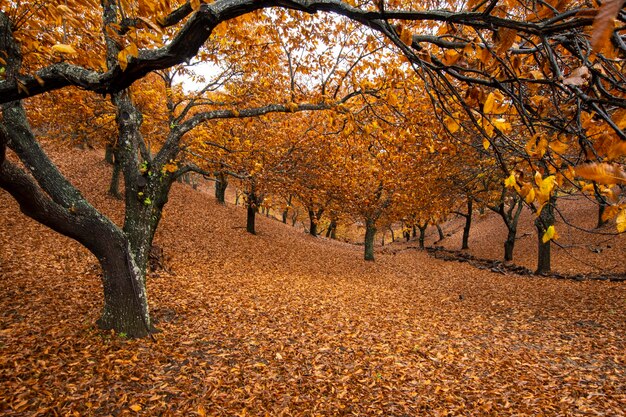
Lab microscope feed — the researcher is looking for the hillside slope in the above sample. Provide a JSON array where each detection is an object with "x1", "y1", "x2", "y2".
[{"x1": 1, "y1": 148, "x2": 625, "y2": 416}]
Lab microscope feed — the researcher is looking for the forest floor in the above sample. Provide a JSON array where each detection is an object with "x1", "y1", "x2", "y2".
[{"x1": 1, "y1": 148, "x2": 625, "y2": 416}]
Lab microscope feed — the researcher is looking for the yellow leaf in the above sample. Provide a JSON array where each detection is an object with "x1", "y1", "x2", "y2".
[
  {"x1": 51, "y1": 44, "x2": 77, "y2": 54},
  {"x1": 444, "y1": 115, "x2": 460, "y2": 133},
  {"x1": 525, "y1": 187, "x2": 536, "y2": 204},
  {"x1": 198, "y1": 405, "x2": 207, "y2": 417},
  {"x1": 483, "y1": 92, "x2": 496, "y2": 114},
  {"x1": 504, "y1": 172, "x2": 516, "y2": 188},
  {"x1": 616, "y1": 209, "x2": 626, "y2": 233},
  {"x1": 286, "y1": 102, "x2": 298, "y2": 112},
  {"x1": 442, "y1": 50, "x2": 460, "y2": 66},
  {"x1": 127, "y1": 43, "x2": 139, "y2": 58},
  {"x1": 129, "y1": 404, "x2": 142, "y2": 412},
  {"x1": 542, "y1": 225, "x2": 557, "y2": 243},
  {"x1": 483, "y1": 138, "x2": 490, "y2": 150},
  {"x1": 191, "y1": 0, "x2": 202, "y2": 11},
  {"x1": 492, "y1": 118, "x2": 511, "y2": 133},
  {"x1": 601, "y1": 205, "x2": 619, "y2": 222},
  {"x1": 118, "y1": 49, "x2": 129, "y2": 71}
]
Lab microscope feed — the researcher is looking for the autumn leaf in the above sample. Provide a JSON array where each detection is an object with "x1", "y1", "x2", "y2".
[
  {"x1": 504, "y1": 172, "x2": 516, "y2": 188},
  {"x1": 576, "y1": 162, "x2": 626, "y2": 185},
  {"x1": 51, "y1": 44, "x2": 77, "y2": 55},
  {"x1": 542, "y1": 225, "x2": 558, "y2": 243},
  {"x1": 563, "y1": 66, "x2": 590, "y2": 86},
  {"x1": 591, "y1": 0, "x2": 625, "y2": 53},
  {"x1": 399, "y1": 26, "x2": 413, "y2": 46},
  {"x1": 617, "y1": 209, "x2": 626, "y2": 233},
  {"x1": 129, "y1": 404, "x2": 142, "y2": 412},
  {"x1": 444, "y1": 115, "x2": 461, "y2": 133}
]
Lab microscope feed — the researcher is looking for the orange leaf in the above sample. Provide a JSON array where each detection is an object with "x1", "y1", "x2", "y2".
[{"x1": 591, "y1": 0, "x2": 625, "y2": 53}]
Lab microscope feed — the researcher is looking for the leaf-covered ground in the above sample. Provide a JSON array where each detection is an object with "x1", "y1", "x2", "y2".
[{"x1": 1, "y1": 149, "x2": 625, "y2": 416}]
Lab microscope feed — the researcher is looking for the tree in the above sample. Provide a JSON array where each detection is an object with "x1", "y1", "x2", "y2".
[{"x1": 2, "y1": 0, "x2": 624, "y2": 338}]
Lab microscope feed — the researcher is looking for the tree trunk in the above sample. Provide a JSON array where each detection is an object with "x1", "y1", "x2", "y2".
[
  {"x1": 418, "y1": 223, "x2": 428, "y2": 248},
  {"x1": 504, "y1": 228, "x2": 516, "y2": 262},
  {"x1": 462, "y1": 199, "x2": 473, "y2": 250},
  {"x1": 0, "y1": 158, "x2": 152, "y2": 338},
  {"x1": 96, "y1": 240, "x2": 152, "y2": 337},
  {"x1": 535, "y1": 196, "x2": 555, "y2": 275},
  {"x1": 326, "y1": 218, "x2": 337, "y2": 239},
  {"x1": 436, "y1": 224, "x2": 444, "y2": 241},
  {"x1": 593, "y1": 183, "x2": 608, "y2": 228},
  {"x1": 104, "y1": 143, "x2": 115, "y2": 165},
  {"x1": 364, "y1": 218, "x2": 376, "y2": 261},
  {"x1": 308, "y1": 209, "x2": 318, "y2": 237},
  {"x1": 108, "y1": 157, "x2": 122, "y2": 199},
  {"x1": 247, "y1": 203, "x2": 257, "y2": 234}
]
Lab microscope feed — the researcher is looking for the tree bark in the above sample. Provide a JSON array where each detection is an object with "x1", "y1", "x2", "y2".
[
  {"x1": 436, "y1": 224, "x2": 444, "y2": 241},
  {"x1": 245, "y1": 184, "x2": 261, "y2": 235},
  {"x1": 247, "y1": 203, "x2": 257, "y2": 234},
  {"x1": 535, "y1": 196, "x2": 556, "y2": 275},
  {"x1": 326, "y1": 217, "x2": 337, "y2": 239},
  {"x1": 308, "y1": 209, "x2": 318, "y2": 237},
  {"x1": 504, "y1": 228, "x2": 516, "y2": 262},
  {"x1": 461, "y1": 199, "x2": 473, "y2": 250},
  {"x1": 214, "y1": 171, "x2": 227, "y2": 204},
  {"x1": 364, "y1": 218, "x2": 376, "y2": 261},
  {"x1": 108, "y1": 156, "x2": 123, "y2": 199},
  {"x1": 104, "y1": 143, "x2": 115, "y2": 165},
  {"x1": 594, "y1": 184, "x2": 608, "y2": 228},
  {"x1": 418, "y1": 222, "x2": 428, "y2": 248}
]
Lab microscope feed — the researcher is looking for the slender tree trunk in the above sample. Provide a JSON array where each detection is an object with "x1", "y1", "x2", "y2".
[
  {"x1": 282, "y1": 194, "x2": 292, "y2": 224},
  {"x1": 104, "y1": 143, "x2": 115, "y2": 165},
  {"x1": 388, "y1": 226, "x2": 395, "y2": 242},
  {"x1": 214, "y1": 173, "x2": 228, "y2": 204},
  {"x1": 108, "y1": 157, "x2": 122, "y2": 199},
  {"x1": 326, "y1": 217, "x2": 337, "y2": 239},
  {"x1": 462, "y1": 199, "x2": 473, "y2": 250},
  {"x1": 535, "y1": 196, "x2": 555, "y2": 274},
  {"x1": 504, "y1": 228, "x2": 516, "y2": 262},
  {"x1": 308, "y1": 209, "x2": 318, "y2": 236},
  {"x1": 291, "y1": 210, "x2": 298, "y2": 227},
  {"x1": 418, "y1": 223, "x2": 428, "y2": 248},
  {"x1": 436, "y1": 224, "x2": 444, "y2": 241},
  {"x1": 364, "y1": 218, "x2": 376, "y2": 261},
  {"x1": 247, "y1": 204, "x2": 257, "y2": 234},
  {"x1": 597, "y1": 203, "x2": 607, "y2": 228}
]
